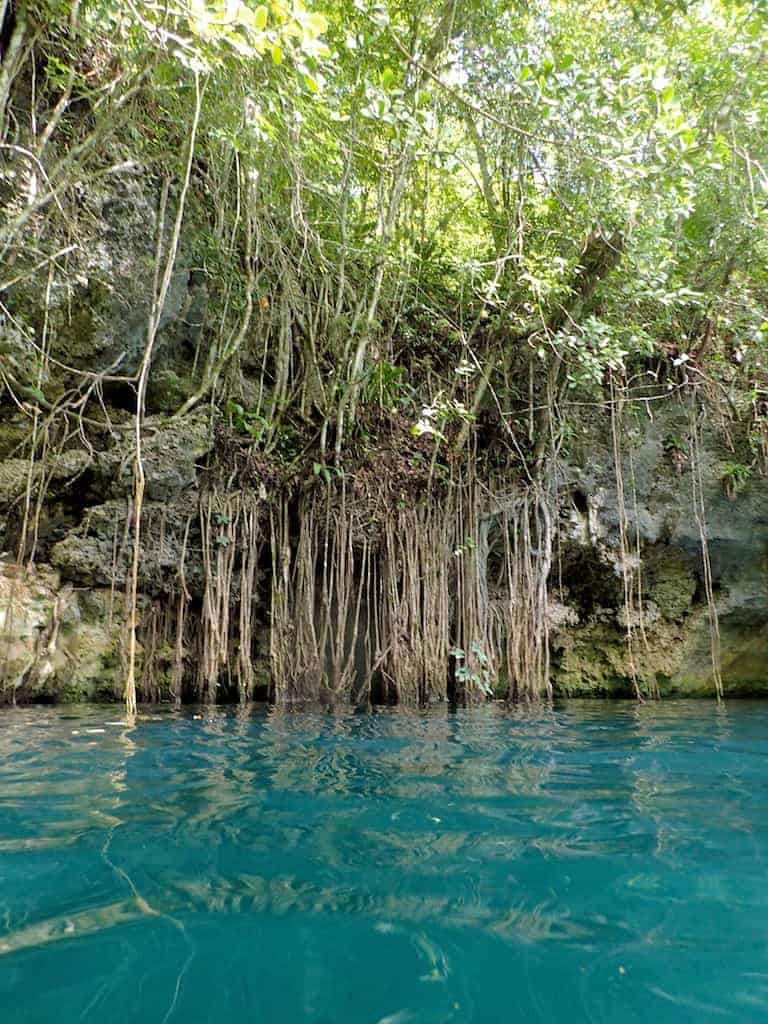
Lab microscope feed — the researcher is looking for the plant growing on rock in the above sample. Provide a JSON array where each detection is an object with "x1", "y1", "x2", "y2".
[{"x1": 721, "y1": 461, "x2": 753, "y2": 501}]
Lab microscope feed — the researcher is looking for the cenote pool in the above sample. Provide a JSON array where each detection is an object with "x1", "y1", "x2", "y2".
[{"x1": 1, "y1": 701, "x2": 768, "y2": 1023}]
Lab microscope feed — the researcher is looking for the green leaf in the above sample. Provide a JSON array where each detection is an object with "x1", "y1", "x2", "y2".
[
  {"x1": 303, "y1": 71, "x2": 320, "y2": 93},
  {"x1": 304, "y1": 11, "x2": 328, "y2": 38}
]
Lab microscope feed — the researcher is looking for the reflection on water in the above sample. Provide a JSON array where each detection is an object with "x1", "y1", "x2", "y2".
[{"x1": 1, "y1": 701, "x2": 768, "y2": 1022}]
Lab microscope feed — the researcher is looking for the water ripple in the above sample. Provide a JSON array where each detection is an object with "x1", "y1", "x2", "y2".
[{"x1": 1, "y1": 701, "x2": 768, "y2": 1022}]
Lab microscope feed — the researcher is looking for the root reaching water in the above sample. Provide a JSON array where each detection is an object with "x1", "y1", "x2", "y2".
[
  {"x1": 489, "y1": 488, "x2": 553, "y2": 702},
  {"x1": 266, "y1": 469, "x2": 555, "y2": 706},
  {"x1": 610, "y1": 376, "x2": 643, "y2": 700},
  {"x1": 93, "y1": 425, "x2": 561, "y2": 706},
  {"x1": 270, "y1": 486, "x2": 367, "y2": 704},
  {"x1": 689, "y1": 405, "x2": 724, "y2": 701},
  {"x1": 379, "y1": 503, "x2": 453, "y2": 705},
  {"x1": 199, "y1": 491, "x2": 264, "y2": 703}
]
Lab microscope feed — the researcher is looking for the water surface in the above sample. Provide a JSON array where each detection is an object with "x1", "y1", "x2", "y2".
[{"x1": 1, "y1": 700, "x2": 767, "y2": 1023}]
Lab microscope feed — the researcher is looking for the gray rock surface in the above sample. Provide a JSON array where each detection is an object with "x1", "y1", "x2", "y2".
[{"x1": 553, "y1": 400, "x2": 768, "y2": 695}]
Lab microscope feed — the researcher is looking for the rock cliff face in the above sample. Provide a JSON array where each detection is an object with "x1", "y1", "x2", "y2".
[
  {"x1": 0, "y1": 564, "x2": 124, "y2": 701},
  {"x1": 0, "y1": 185, "x2": 766, "y2": 702},
  {"x1": 1, "y1": 394, "x2": 764, "y2": 702},
  {"x1": 550, "y1": 404, "x2": 768, "y2": 696}
]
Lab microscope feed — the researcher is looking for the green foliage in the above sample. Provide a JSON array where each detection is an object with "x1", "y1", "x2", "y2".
[
  {"x1": 451, "y1": 642, "x2": 493, "y2": 696},
  {"x1": 363, "y1": 361, "x2": 411, "y2": 408},
  {"x1": 557, "y1": 318, "x2": 630, "y2": 391},
  {"x1": 663, "y1": 433, "x2": 689, "y2": 457},
  {"x1": 721, "y1": 461, "x2": 752, "y2": 498},
  {"x1": 5, "y1": 0, "x2": 768, "y2": 466},
  {"x1": 226, "y1": 401, "x2": 269, "y2": 442},
  {"x1": 453, "y1": 537, "x2": 477, "y2": 557},
  {"x1": 312, "y1": 461, "x2": 342, "y2": 483}
]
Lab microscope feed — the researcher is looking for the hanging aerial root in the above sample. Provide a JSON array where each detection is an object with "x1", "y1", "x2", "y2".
[
  {"x1": 689, "y1": 404, "x2": 724, "y2": 701},
  {"x1": 379, "y1": 501, "x2": 453, "y2": 705},
  {"x1": 453, "y1": 475, "x2": 494, "y2": 704},
  {"x1": 486, "y1": 486, "x2": 553, "y2": 702},
  {"x1": 198, "y1": 489, "x2": 264, "y2": 703},
  {"x1": 610, "y1": 375, "x2": 643, "y2": 700},
  {"x1": 270, "y1": 484, "x2": 367, "y2": 704}
]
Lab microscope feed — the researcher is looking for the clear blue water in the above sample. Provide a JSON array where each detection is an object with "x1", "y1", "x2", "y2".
[{"x1": 1, "y1": 701, "x2": 768, "y2": 1023}]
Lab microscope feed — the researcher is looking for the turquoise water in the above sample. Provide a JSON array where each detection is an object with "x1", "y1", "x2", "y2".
[{"x1": 1, "y1": 702, "x2": 768, "y2": 1023}]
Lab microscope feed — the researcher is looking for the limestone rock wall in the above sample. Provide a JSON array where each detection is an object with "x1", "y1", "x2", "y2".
[
  {"x1": 551, "y1": 402, "x2": 768, "y2": 696},
  {"x1": 0, "y1": 562, "x2": 126, "y2": 702}
]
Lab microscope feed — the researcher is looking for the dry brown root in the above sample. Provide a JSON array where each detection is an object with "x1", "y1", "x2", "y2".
[
  {"x1": 270, "y1": 487, "x2": 365, "y2": 704},
  {"x1": 379, "y1": 502, "x2": 453, "y2": 705},
  {"x1": 488, "y1": 488, "x2": 553, "y2": 702},
  {"x1": 199, "y1": 490, "x2": 264, "y2": 703}
]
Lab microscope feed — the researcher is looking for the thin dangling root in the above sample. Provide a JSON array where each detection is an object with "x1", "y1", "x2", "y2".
[
  {"x1": 690, "y1": 404, "x2": 724, "y2": 701},
  {"x1": 610, "y1": 374, "x2": 643, "y2": 701}
]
